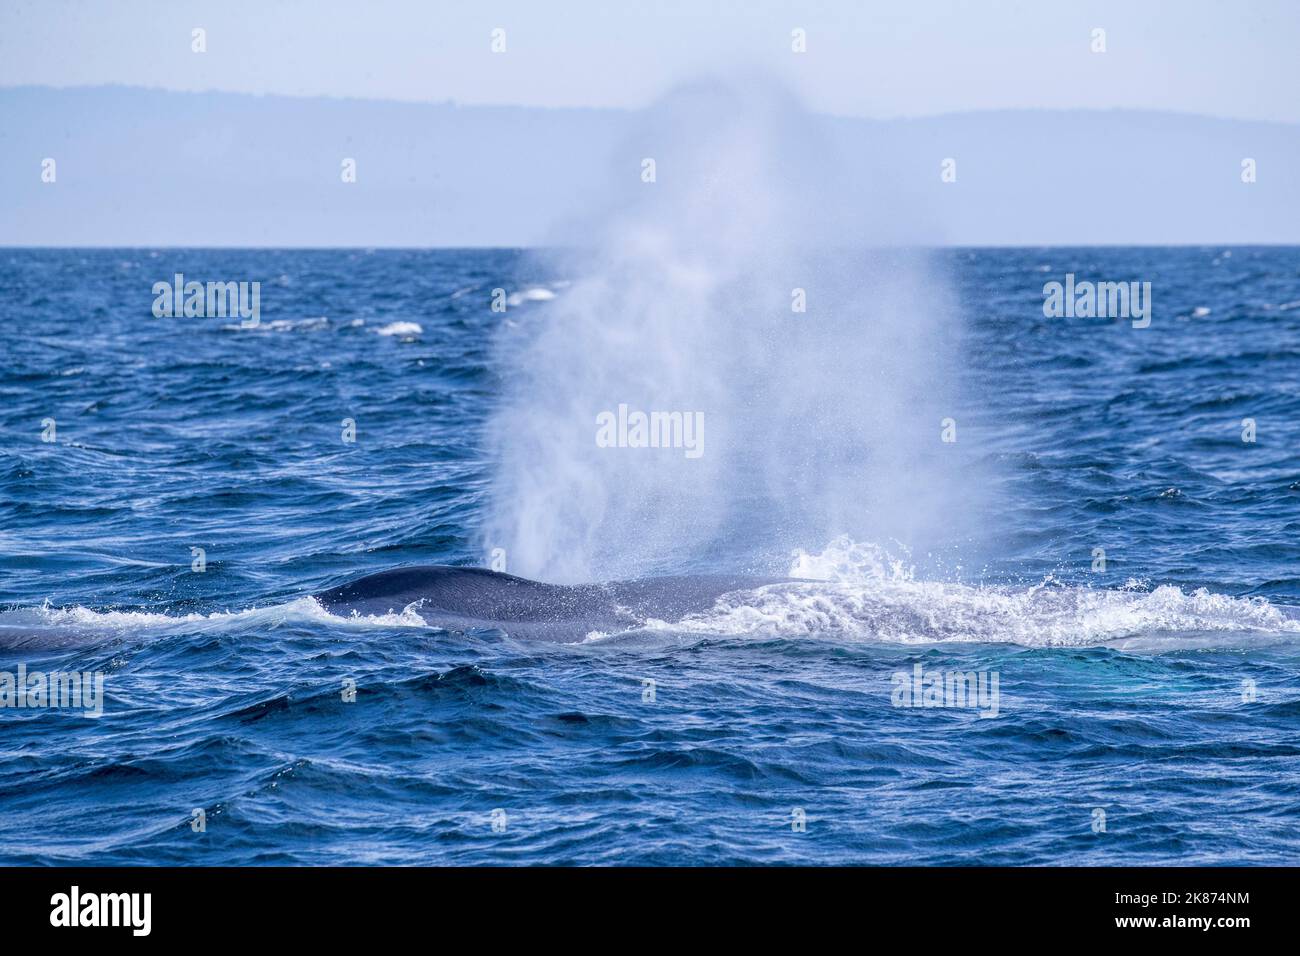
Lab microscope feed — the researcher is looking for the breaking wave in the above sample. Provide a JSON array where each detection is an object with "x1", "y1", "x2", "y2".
[
  {"x1": 4, "y1": 538, "x2": 1295, "y2": 651},
  {"x1": 652, "y1": 537, "x2": 1300, "y2": 647},
  {"x1": 0, "y1": 597, "x2": 432, "y2": 651}
]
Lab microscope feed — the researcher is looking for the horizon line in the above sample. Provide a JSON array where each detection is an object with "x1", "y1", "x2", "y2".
[
  {"x1": 5, "y1": 82, "x2": 1299, "y2": 129},
  {"x1": 4, "y1": 242, "x2": 1295, "y2": 252}
]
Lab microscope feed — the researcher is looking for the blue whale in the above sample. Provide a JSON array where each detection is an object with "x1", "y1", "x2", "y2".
[{"x1": 312, "y1": 565, "x2": 780, "y2": 641}]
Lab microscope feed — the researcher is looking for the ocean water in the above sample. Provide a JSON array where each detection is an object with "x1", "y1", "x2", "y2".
[{"x1": 1, "y1": 246, "x2": 1298, "y2": 865}]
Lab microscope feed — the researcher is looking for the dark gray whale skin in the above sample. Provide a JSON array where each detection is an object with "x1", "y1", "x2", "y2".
[{"x1": 312, "y1": 565, "x2": 783, "y2": 641}]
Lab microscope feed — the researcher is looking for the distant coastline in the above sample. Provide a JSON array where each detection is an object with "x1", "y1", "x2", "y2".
[{"x1": 3, "y1": 84, "x2": 1299, "y2": 248}]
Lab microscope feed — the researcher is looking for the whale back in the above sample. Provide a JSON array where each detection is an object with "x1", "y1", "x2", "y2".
[{"x1": 312, "y1": 565, "x2": 781, "y2": 640}]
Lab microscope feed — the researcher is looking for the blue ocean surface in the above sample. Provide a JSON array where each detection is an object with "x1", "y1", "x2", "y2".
[{"x1": 1, "y1": 246, "x2": 1298, "y2": 865}]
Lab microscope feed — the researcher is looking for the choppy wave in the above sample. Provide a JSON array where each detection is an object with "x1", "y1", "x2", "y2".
[
  {"x1": 662, "y1": 577, "x2": 1299, "y2": 647},
  {"x1": 6, "y1": 537, "x2": 1295, "y2": 651},
  {"x1": 650, "y1": 538, "x2": 1300, "y2": 647},
  {"x1": 375, "y1": 321, "x2": 423, "y2": 338},
  {"x1": 0, "y1": 597, "x2": 432, "y2": 650},
  {"x1": 4, "y1": 246, "x2": 1300, "y2": 866}
]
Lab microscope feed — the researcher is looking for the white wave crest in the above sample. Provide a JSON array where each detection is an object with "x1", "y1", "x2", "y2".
[
  {"x1": 375, "y1": 321, "x2": 423, "y2": 337},
  {"x1": 0, "y1": 597, "x2": 435, "y2": 648},
  {"x1": 651, "y1": 537, "x2": 1300, "y2": 647}
]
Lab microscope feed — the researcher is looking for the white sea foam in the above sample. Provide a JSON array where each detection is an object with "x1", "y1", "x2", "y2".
[
  {"x1": 219, "y1": 316, "x2": 329, "y2": 333},
  {"x1": 0, "y1": 597, "x2": 434, "y2": 648},
  {"x1": 656, "y1": 577, "x2": 1299, "y2": 647},
  {"x1": 7, "y1": 539, "x2": 1291, "y2": 650},
  {"x1": 375, "y1": 321, "x2": 423, "y2": 337},
  {"x1": 644, "y1": 537, "x2": 1300, "y2": 647}
]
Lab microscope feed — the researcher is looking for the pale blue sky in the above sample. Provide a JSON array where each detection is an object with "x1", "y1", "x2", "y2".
[{"x1": 2, "y1": 0, "x2": 1299, "y2": 122}]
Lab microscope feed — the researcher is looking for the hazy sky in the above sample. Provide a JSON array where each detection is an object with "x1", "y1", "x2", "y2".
[{"x1": 2, "y1": 0, "x2": 1298, "y2": 122}]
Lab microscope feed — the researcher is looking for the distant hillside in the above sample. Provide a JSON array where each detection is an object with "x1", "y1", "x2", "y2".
[{"x1": 2, "y1": 85, "x2": 1297, "y2": 246}]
